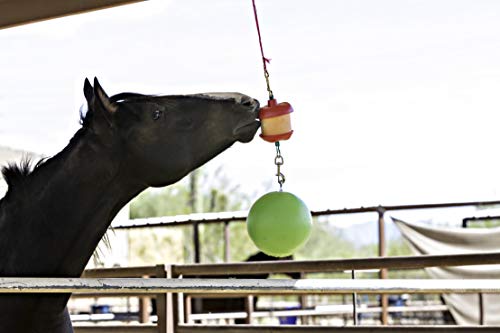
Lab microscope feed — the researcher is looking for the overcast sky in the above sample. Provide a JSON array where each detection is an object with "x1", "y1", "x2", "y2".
[{"x1": 1, "y1": 0, "x2": 500, "y2": 213}]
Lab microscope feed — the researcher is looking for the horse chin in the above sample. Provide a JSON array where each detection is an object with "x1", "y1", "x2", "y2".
[
  {"x1": 149, "y1": 179, "x2": 180, "y2": 188},
  {"x1": 235, "y1": 120, "x2": 261, "y2": 143}
]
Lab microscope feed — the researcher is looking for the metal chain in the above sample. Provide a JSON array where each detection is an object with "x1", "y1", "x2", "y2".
[
  {"x1": 264, "y1": 69, "x2": 274, "y2": 100},
  {"x1": 274, "y1": 142, "x2": 285, "y2": 191}
]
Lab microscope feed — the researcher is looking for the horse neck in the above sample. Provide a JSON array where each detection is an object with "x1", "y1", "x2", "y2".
[{"x1": 1, "y1": 130, "x2": 145, "y2": 277}]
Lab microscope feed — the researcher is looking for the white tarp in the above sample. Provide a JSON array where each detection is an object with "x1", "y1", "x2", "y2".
[{"x1": 393, "y1": 218, "x2": 500, "y2": 325}]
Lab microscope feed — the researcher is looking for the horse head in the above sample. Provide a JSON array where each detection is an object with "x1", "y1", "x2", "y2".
[
  {"x1": 0, "y1": 78, "x2": 260, "y2": 333},
  {"x1": 83, "y1": 78, "x2": 260, "y2": 187}
]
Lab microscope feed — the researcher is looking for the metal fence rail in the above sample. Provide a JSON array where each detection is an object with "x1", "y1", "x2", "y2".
[
  {"x1": 175, "y1": 326, "x2": 500, "y2": 333},
  {"x1": 74, "y1": 326, "x2": 156, "y2": 333},
  {"x1": 188, "y1": 304, "x2": 449, "y2": 321},
  {"x1": 2, "y1": 278, "x2": 500, "y2": 294},
  {"x1": 69, "y1": 325, "x2": 500, "y2": 333},
  {"x1": 172, "y1": 252, "x2": 500, "y2": 276},
  {"x1": 115, "y1": 199, "x2": 500, "y2": 229}
]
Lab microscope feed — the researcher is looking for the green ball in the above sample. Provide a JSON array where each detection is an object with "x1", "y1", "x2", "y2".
[{"x1": 247, "y1": 191, "x2": 312, "y2": 257}]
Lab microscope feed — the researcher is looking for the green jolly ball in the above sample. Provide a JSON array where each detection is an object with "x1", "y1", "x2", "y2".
[{"x1": 247, "y1": 191, "x2": 312, "y2": 257}]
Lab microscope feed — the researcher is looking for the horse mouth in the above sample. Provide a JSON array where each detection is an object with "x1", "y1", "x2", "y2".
[{"x1": 235, "y1": 120, "x2": 261, "y2": 143}]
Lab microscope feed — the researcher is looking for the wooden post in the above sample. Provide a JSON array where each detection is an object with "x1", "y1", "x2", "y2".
[
  {"x1": 191, "y1": 222, "x2": 202, "y2": 322},
  {"x1": 378, "y1": 207, "x2": 388, "y2": 325},
  {"x1": 188, "y1": 171, "x2": 202, "y2": 323},
  {"x1": 172, "y1": 292, "x2": 180, "y2": 332},
  {"x1": 244, "y1": 295, "x2": 254, "y2": 324},
  {"x1": 139, "y1": 296, "x2": 149, "y2": 323},
  {"x1": 224, "y1": 221, "x2": 231, "y2": 262},
  {"x1": 189, "y1": 171, "x2": 200, "y2": 264},
  {"x1": 193, "y1": 223, "x2": 200, "y2": 264},
  {"x1": 299, "y1": 272, "x2": 308, "y2": 325},
  {"x1": 139, "y1": 274, "x2": 150, "y2": 324},
  {"x1": 479, "y1": 293, "x2": 485, "y2": 325},
  {"x1": 184, "y1": 295, "x2": 192, "y2": 324},
  {"x1": 155, "y1": 265, "x2": 168, "y2": 333},
  {"x1": 176, "y1": 276, "x2": 185, "y2": 326}
]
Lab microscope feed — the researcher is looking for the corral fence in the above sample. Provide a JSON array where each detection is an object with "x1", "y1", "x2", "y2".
[
  {"x1": 4, "y1": 200, "x2": 500, "y2": 332},
  {"x1": 3, "y1": 251, "x2": 500, "y2": 333},
  {"x1": 115, "y1": 199, "x2": 500, "y2": 324}
]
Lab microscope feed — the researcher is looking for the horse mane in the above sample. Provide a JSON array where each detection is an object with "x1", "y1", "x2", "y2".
[
  {"x1": 2, "y1": 91, "x2": 151, "y2": 197},
  {"x1": 110, "y1": 92, "x2": 148, "y2": 103},
  {"x1": 1, "y1": 158, "x2": 46, "y2": 194},
  {"x1": 0, "y1": 150, "x2": 113, "y2": 265}
]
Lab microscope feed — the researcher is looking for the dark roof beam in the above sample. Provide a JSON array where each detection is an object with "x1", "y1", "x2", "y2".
[{"x1": 0, "y1": 0, "x2": 146, "y2": 30}]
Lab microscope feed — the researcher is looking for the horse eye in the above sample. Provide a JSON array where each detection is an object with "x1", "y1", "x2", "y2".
[{"x1": 152, "y1": 110, "x2": 162, "y2": 121}]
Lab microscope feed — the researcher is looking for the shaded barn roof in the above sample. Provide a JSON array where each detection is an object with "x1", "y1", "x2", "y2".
[{"x1": 0, "y1": 0, "x2": 145, "y2": 30}]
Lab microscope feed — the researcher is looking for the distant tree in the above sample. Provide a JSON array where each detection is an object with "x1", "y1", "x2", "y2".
[
  {"x1": 296, "y1": 222, "x2": 357, "y2": 260},
  {"x1": 129, "y1": 168, "x2": 422, "y2": 267},
  {"x1": 129, "y1": 166, "x2": 257, "y2": 264},
  {"x1": 130, "y1": 184, "x2": 191, "y2": 218},
  {"x1": 467, "y1": 219, "x2": 500, "y2": 229}
]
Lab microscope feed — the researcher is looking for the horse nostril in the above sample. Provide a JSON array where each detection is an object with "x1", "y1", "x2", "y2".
[
  {"x1": 241, "y1": 95, "x2": 258, "y2": 107},
  {"x1": 242, "y1": 99, "x2": 254, "y2": 107},
  {"x1": 239, "y1": 96, "x2": 260, "y2": 117}
]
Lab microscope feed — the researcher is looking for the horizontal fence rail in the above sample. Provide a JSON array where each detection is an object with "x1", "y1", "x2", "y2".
[
  {"x1": 115, "y1": 199, "x2": 500, "y2": 229},
  {"x1": 175, "y1": 325, "x2": 500, "y2": 333},
  {"x1": 82, "y1": 265, "x2": 160, "y2": 278},
  {"x1": 173, "y1": 252, "x2": 500, "y2": 276},
  {"x1": 188, "y1": 304, "x2": 449, "y2": 321},
  {"x1": 74, "y1": 325, "x2": 156, "y2": 333},
  {"x1": 71, "y1": 325, "x2": 500, "y2": 333},
  {"x1": 1, "y1": 278, "x2": 500, "y2": 294}
]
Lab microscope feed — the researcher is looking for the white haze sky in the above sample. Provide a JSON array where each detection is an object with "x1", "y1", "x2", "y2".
[{"x1": 1, "y1": 0, "x2": 500, "y2": 214}]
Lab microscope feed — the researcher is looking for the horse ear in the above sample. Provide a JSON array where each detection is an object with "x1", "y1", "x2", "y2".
[
  {"x1": 83, "y1": 78, "x2": 93, "y2": 103},
  {"x1": 93, "y1": 77, "x2": 118, "y2": 114}
]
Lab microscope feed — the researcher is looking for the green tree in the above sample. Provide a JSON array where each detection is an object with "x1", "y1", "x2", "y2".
[
  {"x1": 467, "y1": 218, "x2": 500, "y2": 229},
  {"x1": 296, "y1": 221, "x2": 357, "y2": 261},
  {"x1": 129, "y1": 167, "x2": 256, "y2": 265}
]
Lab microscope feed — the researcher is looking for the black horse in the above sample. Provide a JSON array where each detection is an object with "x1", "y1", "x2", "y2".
[{"x1": 0, "y1": 78, "x2": 260, "y2": 333}]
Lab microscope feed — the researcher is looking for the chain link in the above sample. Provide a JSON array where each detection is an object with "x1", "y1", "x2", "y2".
[
  {"x1": 274, "y1": 142, "x2": 285, "y2": 191},
  {"x1": 264, "y1": 69, "x2": 274, "y2": 100}
]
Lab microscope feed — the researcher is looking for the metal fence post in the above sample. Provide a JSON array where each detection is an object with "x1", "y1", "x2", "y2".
[
  {"x1": 378, "y1": 207, "x2": 388, "y2": 325},
  {"x1": 352, "y1": 270, "x2": 357, "y2": 325},
  {"x1": 224, "y1": 221, "x2": 231, "y2": 262}
]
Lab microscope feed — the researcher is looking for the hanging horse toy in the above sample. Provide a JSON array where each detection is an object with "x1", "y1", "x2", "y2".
[{"x1": 246, "y1": 0, "x2": 312, "y2": 257}]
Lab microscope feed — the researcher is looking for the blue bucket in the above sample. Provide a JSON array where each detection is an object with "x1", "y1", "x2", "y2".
[
  {"x1": 91, "y1": 304, "x2": 111, "y2": 314},
  {"x1": 278, "y1": 306, "x2": 300, "y2": 325}
]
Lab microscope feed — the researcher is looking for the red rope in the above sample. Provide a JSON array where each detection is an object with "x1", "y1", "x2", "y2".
[
  {"x1": 252, "y1": 0, "x2": 271, "y2": 68},
  {"x1": 252, "y1": 0, "x2": 273, "y2": 99}
]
